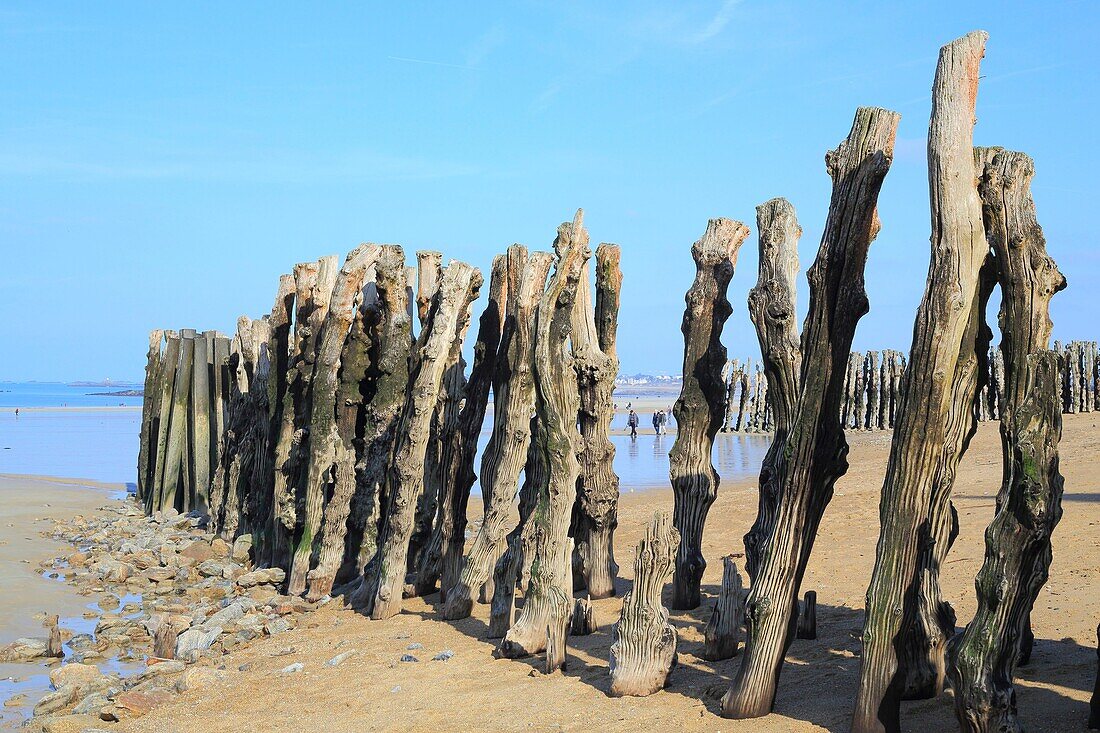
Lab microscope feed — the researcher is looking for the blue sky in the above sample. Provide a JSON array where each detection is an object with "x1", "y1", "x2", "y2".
[{"x1": 1, "y1": 1, "x2": 1096, "y2": 382}]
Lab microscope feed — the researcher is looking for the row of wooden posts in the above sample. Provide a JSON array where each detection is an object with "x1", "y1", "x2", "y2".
[
  {"x1": 720, "y1": 338, "x2": 1099, "y2": 434},
  {"x1": 135, "y1": 30, "x2": 1095, "y2": 733},
  {"x1": 137, "y1": 329, "x2": 230, "y2": 516}
]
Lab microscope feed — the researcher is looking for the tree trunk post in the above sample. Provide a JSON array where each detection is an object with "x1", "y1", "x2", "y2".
[
  {"x1": 853, "y1": 31, "x2": 989, "y2": 733},
  {"x1": 161, "y1": 330, "x2": 195, "y2": 514},
  {"x1": 670, "y1": 217, "x2": 749, "y2": 610},
  {"x1": 703, "y1": 556, "x2": 744, "y2": 661},
  {"x1": 572, "y1": 242, "x2": 623, "y2": 599},
  {"x1": 498, "y1": 210, "x2": 588, "y2": 665},
  {"x1": 743, "y1": 197, "x2": 801, "y2": 580},
  {"x1": 153, "y1": 620, "x2": 177, "y2": 660},
  {"x1": 947, "y1": 147, "x2": 1067, "y2": 733},
  {"x1": 343, "y1": 246, "x2": 413, "y2": 604},
  {"x1": 363, "y1": 261, "x2": 482, "y2": 620},
  {"x1": 417, "y1": 254, "x2": 509, "y2": 601},
  {"x1": 288, "y1": 245, "x2": 382, "y2": 596},
  {"x1": 722, "y1": 105, "x2": 899, "y2": 720},
  {"x1": 442, "y1": 248, "x2": 553, "y2": 619},
  {"x1": 190, "y1": 330, "x2": 212, "y2": 514},
  {"x1": 571, "y1": 598, "x2": 597, "y2": 636},
  {"x1": 608, "y1": 511, "x2": 680, "y2": 696}
]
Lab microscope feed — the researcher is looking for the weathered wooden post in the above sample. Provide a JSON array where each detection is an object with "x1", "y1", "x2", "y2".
[
  {"x1": 702, "y1": 556, "x2": 744, "y2": 661},
  {"x1": 137, "y1": 330, "x2": 164, "y2": 504},
  {"x1": 497, "y1": 210, "x2": 587, "y2": 666},
  {"x1": 947, "y1": 147, "x2": 1067, "y2": 733},
  {"x1": 161, "y1": 330, "x2": 196, "y2": 513},
  {"x1": 722, "y1": 105, "x2": 899, "y2": 720},
  {"x1": 796, "y1": 591, "x2": 816, "y2": 640},
  {"x1": 743, "y1": 198, "x2": 801, "y2": 580},
  {"x1": 735, "y1": 360, "x2": 750, "y2": 432},
  {"x1": 148, "y1": 331, "x2": 180, "y2": 513},
  {"x1": 572, "y1": 242, "x2": 623, "y2": 599},
  {"x1": 414, "y1": 254, "x2": 508, "y2": 599},
  {"x1": 191, "y1": 331, "x2": 212, "y2": 514},
  {"x1": 608, "y1": 511, "x2": 680, "y2": 696},
  {"x1": 343, "y1": 246, "x2": 413, "y2": 601},
  {"x1": 442, "y1": 247, "x2": 553, "y2": 619},
  {"x1": 153, "y1": 621, "x2": 177, "y2": 660},
  {"x1": 362, "y1": 260, "x2": 482, "y2": 620},
  {"x1": 289, "y1": 245, "x2": 381, "y2": 596},
  {"x1": 669, "y1": 217, "x2": 749, "y2": 610},
  {"x1": 853, "y1": 31, "x2": 990, "y2": 733},
  {"x1": 866, "y1": 351, "x2": 880, "y2": 430},
  {"x1": 45, "y1": 615, "x2": 62, "y2": 658}
]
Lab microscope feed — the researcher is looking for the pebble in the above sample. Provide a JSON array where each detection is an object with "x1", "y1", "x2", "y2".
[
  {"x1": 406, "y1": 642, "x2": 422, "y2": 650},
  {"x1": 399, "y1": 654, "x2": 419, "y2": 663},
  {"x1": 432, "y1": 650, "x2": 455, "y2": 662},
  {"x1": 280, "y1": 662, "x2": 304, "y2": 674},
  {"x1": 324, "y1": 650, "x2": 357, "y2": 667}
]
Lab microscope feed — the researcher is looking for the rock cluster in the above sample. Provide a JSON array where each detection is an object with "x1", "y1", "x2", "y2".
[{"x1": 2, "y1": 500, "x2": 322, "y2": 730}]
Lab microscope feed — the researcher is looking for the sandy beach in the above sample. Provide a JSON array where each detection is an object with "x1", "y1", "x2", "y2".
[
  {"x1": 94, "y1": 412, "x2": 1098, "y2": 733},
  {"x1": 0, "y1": 475, "x2": 121, "y2": 726}
]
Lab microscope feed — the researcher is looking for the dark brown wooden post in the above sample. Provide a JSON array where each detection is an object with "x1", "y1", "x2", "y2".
[
  {"x1": 137, "y1": 330, "x2": 164, "y2": 505},
  {"x1": 669, "y1": 218, "x2": 749, "y2": 610},
  {"x1": 703, "y1": 556, "x2": 744, "y2": 661}
]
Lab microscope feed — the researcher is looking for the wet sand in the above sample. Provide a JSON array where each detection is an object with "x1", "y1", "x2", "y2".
[{"x1": 113, "y1": 413, "x2": 1100, "y2": 733}]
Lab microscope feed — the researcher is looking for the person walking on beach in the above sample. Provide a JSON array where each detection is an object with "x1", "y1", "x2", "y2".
[
  {"x1": 657, "y1": 409, "x2": 668, "y2": 435},
  {"x1": 652, "y1": 411, "x2": 661, "y2": 435},
  {"x1": 627, "y1": 409, "x2": 639, "y2": 439}
]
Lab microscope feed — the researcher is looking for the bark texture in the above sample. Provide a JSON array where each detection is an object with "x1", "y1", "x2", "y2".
[
  {"x1": 670, "y1": 218, "x2": 749, "y2": 610},
  {"x1": 853, "y1": 32, "x2": 990, "y2": 733},
  {"x1": 723, "y1": 105, "x2": 899, "y2": 719},
  {"x1": 498, "y1": 210, "x2": 588, "y2": 664},
  {"x1": 608, "y1": 512, "x2": 680, "y2": 697},
  {"x1": 363, "y1": 260, "x2": 482, "y2": 620},
  {"x1": 743, "y1": 198, "x2": 802, "y2": 580},
  {"x1": 572, "y1": 242, "x2": 622, "y2": 599},
  {"x1": 443, "y1": 248, "x2": 554, "y2": 619}
]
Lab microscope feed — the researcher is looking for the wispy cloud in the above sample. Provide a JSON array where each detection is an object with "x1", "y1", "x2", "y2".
[{"x1": 689, "y1": 0, "x2": 742, "y2": 44}]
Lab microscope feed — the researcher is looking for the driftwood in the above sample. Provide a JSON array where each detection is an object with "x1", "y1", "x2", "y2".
[
  {"x1": 703, "y1": 556, "x2": 744, "y2": 661},
  {"x1": 854, "y1": 31, "x2": 990, "y2": 733},
  {"x1": 608, "y1": 512, "x2": 680, "y2": 697},
  {"x1": 443, "y1": 247, "x2": 553, "y2": 618},
  {"x1": 723, "y1": 105, "x2": 899, "y2": 720},
  {"x1": 669, "y1": 218, "x2": 749, "y2": 610},
  {"x1": 362, "y1": 260, "x2": 482, "y2": 620},
  {"x1": 572, "y1": 242, "x2": 623, "y2": 599},
  {"x1": 413, "y1": 255, "x2": 506, "y2": 598},
  {"x1": 743, "y1": 198, "x2": 801, "y2": 580},
  {"x1": 947, "y1": 148, "x2": 1067, "y2": 733},
  {"x1": 498, "y1": 210, "x2": 588, "y2": 665}
]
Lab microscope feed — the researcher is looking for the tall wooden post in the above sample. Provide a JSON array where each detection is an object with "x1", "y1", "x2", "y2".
[
  {"x1": 669, "y1": 218, "x2": 749, "y2": 610},
  {"x1": 722, "y1": 105, "x2": 899, "y2": 719}
]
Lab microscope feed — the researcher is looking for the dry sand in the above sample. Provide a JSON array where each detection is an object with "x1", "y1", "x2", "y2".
[{"x1": 105, "y1": 413, "x2": 1100, "y2": 733}]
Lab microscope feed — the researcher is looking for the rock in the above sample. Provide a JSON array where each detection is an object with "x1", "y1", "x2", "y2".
[
  {"x1": 324, "y1": 650, "x2": 357, "y2": 667},
  {"x1": 203, "y1": 601, "x2": 245, "y2": 629},
  {"x1": 432, "y1": 650, "x2": 455, "y2": 662},
  {"x1": 0, "y1": 636, "x2": 47, "y2": 662},
  {"x1": 210, "y1": 537, "x2": 230, "y2": 558},
  {"x1": 143, "y1": 567, "x2": 175, "y2": 583},
  {"x1": 67, "y1": 551, "x2": 88, "y2": 566},
  {"x1": 264, "y1": 618, "x2": 291, "y2": 636},
  {"x1": 280, "y1": 662, "x2": 303, "y2": 674},
  {"x1": 399, "y1": 654, "x2": 418, "y2": 663},
  {"x1": 127, "y1": 660, "x2": 185, "y2": 688},
  {"x1": 178, "y1": 539, "x2": 212, "y2": 561},
  {"x1": 231, "y1": 534, "x2": 253, "y2": 563},
  {"x1": 49, "y1": 663, "x2": 104, "y2": 691},
  {"x1": 72, "y1": 692, "x2": 113, "y2": 715},
  {"x1": 34, "y1": 687, "x2": 79, "y2": 716},
  {"x1": 4, "y1": 693, "x2": 26, "y2": 707},
  {"x1": 40, "y1": 712, "x2": 105, "y2": 733},
  {"x1": 175, "y1": 666, "x2": 225, "y2": 692},
  {"x1": 238, "y1": 663, "x2": 253, "y2": 672},
  {"x1": 237, "y1": 567, "x2": 285, "y2": 588},
  {"x1": 111, "y1": 689, "x2": 175, "y2": 717},
  {"x1": 196, "y1": 559, "x2": 233, "y2": 578},
  {"x1": 406, "y1": 642, "x2": 423, "y2": 650},
  {"x1": 174, "y1": 626, "x2": 222, "y2": 662}
]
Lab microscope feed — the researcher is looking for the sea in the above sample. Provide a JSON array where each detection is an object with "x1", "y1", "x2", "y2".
[{"x1": 0, "y1": 382, "x2": 771, "y2": 490}]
